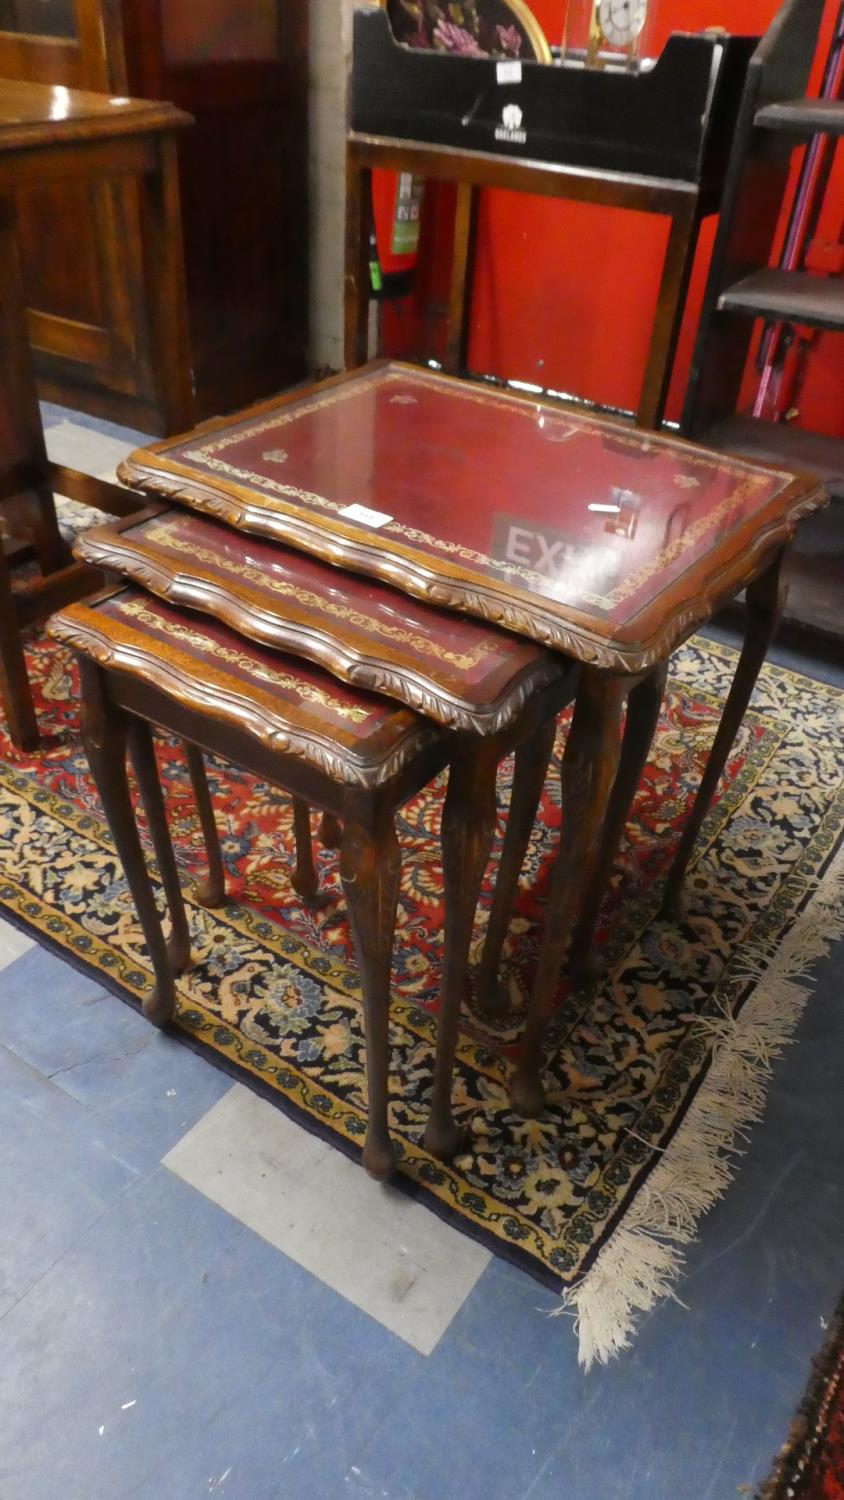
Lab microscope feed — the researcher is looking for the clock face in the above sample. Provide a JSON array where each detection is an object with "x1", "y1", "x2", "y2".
[{"x1": 597, "y1": 0, "x2": 647, "y2": 48}]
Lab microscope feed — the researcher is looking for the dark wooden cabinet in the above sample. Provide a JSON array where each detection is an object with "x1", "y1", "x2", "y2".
[{"x1": 0, "y1": 0, "x2": 308, "y2": 432}]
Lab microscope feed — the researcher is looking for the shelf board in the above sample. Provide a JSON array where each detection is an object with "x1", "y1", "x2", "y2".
[
  {"x1": 703, "y1": 423, "x2": 844, "y2": 641},
  {"x1": 755, "y1": 98, "x2": 844, "y2": 136},
  {"x1": 702, "y1": 416, "x2": 844, "y2": 501},
  {"x1": 781, "y1": 523, "x2": 844, "y2": 641},
  {"x1": 718, "y1": 269, "x2": 844, "y2": 332}
]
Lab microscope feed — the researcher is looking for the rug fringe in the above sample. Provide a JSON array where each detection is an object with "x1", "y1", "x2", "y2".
[{"x1": 557, "y1": 844, "x2": 844, "y2": 1369}]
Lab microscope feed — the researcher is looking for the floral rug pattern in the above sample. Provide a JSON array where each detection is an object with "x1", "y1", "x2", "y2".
[{"x1": 1, "y1": 627, "x2": 842, "y2": 1293}]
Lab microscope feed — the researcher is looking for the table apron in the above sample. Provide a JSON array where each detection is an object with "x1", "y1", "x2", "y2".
[{"x1": 0, "y1": 132, "x2": 167, "y2": 194}]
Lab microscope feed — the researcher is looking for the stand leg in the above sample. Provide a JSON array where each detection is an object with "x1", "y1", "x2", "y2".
[
  {"x1": 0, "y1": 544, "x2": 37, "y2": 751},
  {"x1": 510, "y1": 669, "x2": 626, "y2": 1117},
  {"x1": 423, "y1": 739, "x2": 498, "y2": 1161},
  {"x1": 0, "y1": 197, "x2": 65, "y2": 574},
  {"x1": 0, "y1": 196, "x2": 62, "y2": 752},
  {"x1": 183, "y1": 743, "x2": 226, "y2": 908},
  {"x1": 443, "y1": 183, "x2": 479, "y2": 376},
  {"x1": 476, "y1": 714, "x2": 557, "y2": 1018},
  {"x1": 570, "y1": 664, "x2": 667, "y2": 984},
  {"x1": 662, "y1": 550, "x2": 786, "y2": 916},
  {"x1": 637, "y1": 200, "x2": 701, "y2": 431},
  {"x1": 340, "y1": 796, "x2": 402, "y2": 1180},
  {"x1": 79, "y1": 662, "x2": 176, "y2": 1027},
  {"x1": 127, "y1": 719, "x2": 191, "y2": 975},
  {"x1": 344, "y1": 155, "x2": 372, "y2": 370},
  {"x1": 20, "y1": 486, "x2": 68, "y2": 576},
  {"x1": 291, "y1": 798, "x2": 320, "y2": 902}
]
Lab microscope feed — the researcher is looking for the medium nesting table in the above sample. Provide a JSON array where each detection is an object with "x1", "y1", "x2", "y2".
[
  {"x1": 54, "y1": 520, "x2": 576, "y2": 1176},
  {"x1": 113, "y1": 360, "x2": 827, "y2": 1116}
]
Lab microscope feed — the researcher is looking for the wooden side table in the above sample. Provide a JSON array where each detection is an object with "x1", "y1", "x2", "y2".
[{"x1": 0, "y1": 78, "x2": 193, "y2": 749}]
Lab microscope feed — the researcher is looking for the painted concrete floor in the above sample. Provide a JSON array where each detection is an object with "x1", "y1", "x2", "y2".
[{"x1": 0, "y1": 407, "x2": 841, "y2": 1500}]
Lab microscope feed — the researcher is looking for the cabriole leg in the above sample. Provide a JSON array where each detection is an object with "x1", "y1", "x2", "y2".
[
  {"x1": 79, "y1": 661, "x2": 176, "y2": 1027},
  {"x1": 511, "y1": 669, "x2": 626, "y2": 1118},
  {"x1": 661, "y1": 550, "x2": 785, "y2": 917},
  {"x1": 127, "y1": 719, "x2": 191, "y2": 975},
  {"x1": 184, "y1": 742, "x2": 226, "y2": 908},
  {"x1": 476, "y1": 713, "x2": 557, "y2": 1018},
  {"x1": 339, "y1": 796, "x2": 402, "y2": 1180},
  {"x1": 570, "y1": 664, "x2": 667, "y2": 985},
  {"x1": 291, "y1": 797, "x2": 320, "y2": 902},
  {"x1": 424, "y1": 739, "x2": 498, "y2": 1161},
  {"x1": 319, "y1": 811, "x2": 342, "y2": 848}
]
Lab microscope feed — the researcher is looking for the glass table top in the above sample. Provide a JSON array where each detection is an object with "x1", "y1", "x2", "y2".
[{"x1": 128, "y1": 363, "x2": 822, "y2": 668}]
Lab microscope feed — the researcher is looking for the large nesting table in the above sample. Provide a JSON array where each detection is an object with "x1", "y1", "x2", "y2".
[{"x1": 116, "y1": 360, "x2": 827, "y2": 1113}]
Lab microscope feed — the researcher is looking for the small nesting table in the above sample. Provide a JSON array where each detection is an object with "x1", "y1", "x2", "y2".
[{"x1": 114, "y1": 361, "x2": 827, "y2": 1116}]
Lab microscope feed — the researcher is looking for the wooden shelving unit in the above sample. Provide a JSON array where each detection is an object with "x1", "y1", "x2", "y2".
[
  {"x1": 681, "y1": 0, "x2": 844, "y2": 641},
  {"x1": 718, "y1": 268, "x2": 844, "y2": 329}
]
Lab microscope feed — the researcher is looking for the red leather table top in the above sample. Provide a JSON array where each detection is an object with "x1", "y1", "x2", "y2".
[
  {"x1": 75, "y1": 509, "x2": 569, "y2": 735},
  {"x1": 49, "y1": 588, "x2": 442, "y2": 787},
  {"x1": 119, "y1": 362, "x2": 826, "y2": 673}
]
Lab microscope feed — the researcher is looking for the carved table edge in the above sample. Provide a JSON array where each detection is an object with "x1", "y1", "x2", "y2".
[
  {"x1": 74, "y1": 530, "x2": 569, "y2": 736},
  {"x1": 115, "y1": 462, "x2": 828, "y2": 676},
  {"x1": 47, "y1": 610, "x2": 446, "y2": 790}
]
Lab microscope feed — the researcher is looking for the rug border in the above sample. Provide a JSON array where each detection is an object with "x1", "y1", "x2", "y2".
[
  {"x1": 571, "y1": 825, "x2": 844, "y2": 1291},
  {"x1": 563, "y1": 830, "x2": 844, "y2": 1367}
]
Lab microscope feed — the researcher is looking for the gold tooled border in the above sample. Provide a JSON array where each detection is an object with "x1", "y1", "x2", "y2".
[
  {"x1": 49, "y1": 605, "x2": 441, "y2": 789},
  {"x1": 177, "y1": 367, "x2": 795, "y2": 616}
]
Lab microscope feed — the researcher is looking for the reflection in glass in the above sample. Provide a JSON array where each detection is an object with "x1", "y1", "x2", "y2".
[
  {"x1": 0, "y1": 0, "x2": 76, "y2": 39},
  {"x1": 604, "y1": 488, "x2": 640, "y2": 541}
]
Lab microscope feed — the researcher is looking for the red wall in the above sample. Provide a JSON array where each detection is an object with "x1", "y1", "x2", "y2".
[{"x1": 381, "y1": 0, "x2": 844, "y2": 437}]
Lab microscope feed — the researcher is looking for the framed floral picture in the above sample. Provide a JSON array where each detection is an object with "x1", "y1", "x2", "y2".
[{"x1": 385, "y1": 0, "x2": 552, "y2": 63}]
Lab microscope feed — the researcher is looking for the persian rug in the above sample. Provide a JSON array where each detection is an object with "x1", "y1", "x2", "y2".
[
  {"x1": 759, "y1": 1288, "x2": 844, "y2": 1499},
  {"x1": 1, "y1": 623, "x2": 842, "y2": 1366}
]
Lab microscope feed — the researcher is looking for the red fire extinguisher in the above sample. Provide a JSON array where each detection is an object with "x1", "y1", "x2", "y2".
[{"x1": 369, "y1": 170, "x2": 425, "y2": 298}]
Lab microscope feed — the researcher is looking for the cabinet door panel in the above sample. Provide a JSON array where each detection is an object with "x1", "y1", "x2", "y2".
[
  {"x1": 0, "y1": 0, "x2": 76, "y2": 37},
  {"x1": 0, "y1": 0, "x2": 163, "y2": 430},
  {"x1": 17, "y1": 184, "x2": 104, "y2": 324}
]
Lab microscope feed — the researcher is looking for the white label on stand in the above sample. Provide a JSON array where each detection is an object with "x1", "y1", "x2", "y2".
[
  {"x1": 496, "y1": 60, "x2": 522, "y2": 84},
  {"x1": 340, "y1": 503, "x2": 393, "y2": 528}
]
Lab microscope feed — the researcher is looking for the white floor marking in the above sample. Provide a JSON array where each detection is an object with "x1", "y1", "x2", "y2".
[
  {"x1": 44, "y1": 420, "x2": 136, "y2": 478},
  {"x1": 163, "y1": 1083, "x2": 490, "y2": 1355},
  {"x1": 0, "y1": 916, "x2": 33, "y2": 973}
]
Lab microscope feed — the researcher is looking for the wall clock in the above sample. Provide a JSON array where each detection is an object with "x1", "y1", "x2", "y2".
[{"x1": 563, "y1": 0, "x2": 651, "y2": 69}]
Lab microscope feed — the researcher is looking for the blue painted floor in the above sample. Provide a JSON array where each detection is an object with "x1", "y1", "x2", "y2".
[
  {"x1": 0, "y1": 409, "x2": 841, "y2": 1499},
  {"x1": 1, "y1": 908, "x2": 842, "y2": 1500}
]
